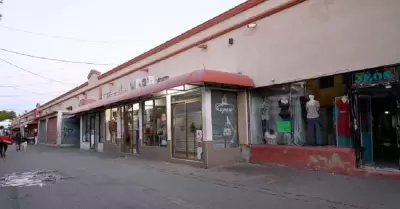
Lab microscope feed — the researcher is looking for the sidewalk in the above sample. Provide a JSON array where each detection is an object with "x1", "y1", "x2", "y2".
[
  {"x1": 121, "y1": 158, "x2": 400, "y2": 209},
  {"x1": 20, "y1": 145, "x2": 400, "y2": 209}
]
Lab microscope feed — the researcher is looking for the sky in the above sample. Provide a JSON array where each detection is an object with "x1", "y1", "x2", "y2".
[{"x1": 0, "y1": 0, "x2": 245, "y2": 114}]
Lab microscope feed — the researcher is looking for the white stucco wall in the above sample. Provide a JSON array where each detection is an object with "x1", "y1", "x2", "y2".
[{"x1": 32, "y1": 0, "x2": 400, "y2": 120}]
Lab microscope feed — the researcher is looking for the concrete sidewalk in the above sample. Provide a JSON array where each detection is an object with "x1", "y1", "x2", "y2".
[{"x1": 1, "y1": 145, "x2": 399, "y2": 209}]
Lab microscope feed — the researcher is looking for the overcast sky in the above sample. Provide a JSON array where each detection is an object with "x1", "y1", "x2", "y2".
[{"x1": 0, "y1": 0, "x2": 245, "y2": 114}]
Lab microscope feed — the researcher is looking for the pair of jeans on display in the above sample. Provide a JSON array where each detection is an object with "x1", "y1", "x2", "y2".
[{"x1": 307, "y1": 118, "x2": 321, "y2": 145}]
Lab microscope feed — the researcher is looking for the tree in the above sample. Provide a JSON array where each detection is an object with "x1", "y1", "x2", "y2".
[{"x1": 0, "y1": 110, "x2": 16, "y2": 121}]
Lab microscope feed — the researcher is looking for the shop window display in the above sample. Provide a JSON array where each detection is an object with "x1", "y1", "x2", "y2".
[
  {"x1": 105, "y1": 108, "x2": 118, "y2": 144},
  {"x1": 306, "y1": 75, "x2": 349, "y2": 146},
  {"x1": 250, "y1": 84, "x2": 297, "y2": 145},
  {"x1": 142, "y1": 98, "x2": 167, "y2": 147},
  {"x1": 250, "y1": 75, "x2": 350, "y2": 147}
]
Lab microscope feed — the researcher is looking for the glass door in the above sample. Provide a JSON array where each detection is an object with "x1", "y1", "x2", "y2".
[
  {"x1": 395, "y1": 100, "x2": 400, "y2": 169},
  {"x1": 122, "y1": 105, "x2": 133, "y2": 153},
  {"x1": 358, "y1": 95, "x2": 373, "y2": 164},
  {"x1": 89, "y1": 115, "x2": 95, "y2": 149},
  {"x1": 172, "y1": 103, "x2": 186, "y2": 159},
  {"x1": 172, "y1": 100, "x2": 202, "y2": 160},
  {"x1": 186, "y1": 101, "x2": 202, "y2": 160}
]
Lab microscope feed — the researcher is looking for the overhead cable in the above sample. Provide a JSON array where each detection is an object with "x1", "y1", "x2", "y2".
[
  {"x1": 0, "y1": 48, "x2": 116, "y2": 66},
  {"x1": 0, "y1": 26, "x2": 128, "y2": 44},
  {"x1": 0, "y1": 57, "x2": 78, "y2": 86}
]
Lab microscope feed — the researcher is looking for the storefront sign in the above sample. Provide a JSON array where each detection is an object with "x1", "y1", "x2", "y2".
[
  {"x1": 352, "y1": 67, "x2": 397, "y2": 86},
  {"x1": 103, "y1": 84, "x2": 127, "y2": 99},
  {"x1": 277, "y1": 121, "x2": 291, "y2": 133},
  {"x1": 130, "y1": 76, "x2": 169, "y2": 90}
]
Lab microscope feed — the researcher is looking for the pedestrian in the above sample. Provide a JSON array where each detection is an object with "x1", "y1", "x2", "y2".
[
  {"x1": 15, "y1": 132, "x2": 22, "y2": 151},
  {"x1": 0, "y1": 132, "x2": 13, "y2": 158}
]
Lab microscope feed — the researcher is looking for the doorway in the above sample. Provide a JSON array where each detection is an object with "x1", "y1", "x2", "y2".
[
  {"x1": 356, "y1": 86, "x2": 400, "y2": 169},
  {"x1": 89, "y1": 115, "x2": 95, "y2": 149},
  {"x1": 371, "y1": 96, "x2": 398, "y2": 168},
  {"x1": 172, "y1": 99, "x2": 202, "y2": 160}
]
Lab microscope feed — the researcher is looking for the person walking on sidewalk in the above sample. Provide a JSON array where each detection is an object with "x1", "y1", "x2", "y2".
[
  {"x1": 15, "y1": 132, "x2": 22, "y2": 151},
  {"x1": 0, "y1": 132, "x2": 13, "y2": 158}
]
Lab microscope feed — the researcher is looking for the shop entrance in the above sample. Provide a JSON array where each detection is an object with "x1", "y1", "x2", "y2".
[
  {"x1": 172, "y1": 99, "x2": 202, "y2": 161},
  {"x1": 355, "y1": 85, "x2": 400, "y2": 169},
  {"x1": 89, "y1": 115, "x2": 96, "y2": 149}
]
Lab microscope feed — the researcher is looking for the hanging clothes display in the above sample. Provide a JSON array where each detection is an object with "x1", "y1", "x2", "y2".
[{"x1": 335, "y1": 98, "x2": 351, "y2": 137}]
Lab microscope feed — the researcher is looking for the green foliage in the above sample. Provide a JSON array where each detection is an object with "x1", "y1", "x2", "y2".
[{"x1": 0, "y1": 110, "x2": 16, "y2": 121}]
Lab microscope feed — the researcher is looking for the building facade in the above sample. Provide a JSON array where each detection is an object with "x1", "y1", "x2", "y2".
[{"x1": 12, "y1": 0, "x2": 400, "y2": 170}]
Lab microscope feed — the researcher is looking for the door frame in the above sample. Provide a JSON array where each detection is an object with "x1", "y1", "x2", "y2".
[
  {"x1": 171, "y1": 97, "x2": 202, "y2": 160},
  {"x1": 89, "y1": 115, "x2": 96, "y2": 149}
]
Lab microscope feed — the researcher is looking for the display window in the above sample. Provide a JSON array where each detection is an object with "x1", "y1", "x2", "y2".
[
  {"x1": 250, "y1": 74, "x2": 351, "y2": 147},
  {"x1": 105, "y1": 108, "x2": 118, "y2": 144},
  {"x1": 142, "y1": 98, "x2": 167, "y2": 147}
]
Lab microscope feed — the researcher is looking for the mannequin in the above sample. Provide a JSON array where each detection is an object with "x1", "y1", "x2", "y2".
[
  {"x1": 278, "y1": 97, "x2": 291, "y2": 120},
  {"x1": 278, "y1": 97, "x2": 291, "y2": 145},
  {"x1": 336, "y1": 95, "x2": 351, "y2": 137},
  {"x1": 306, "y1": 95, "x2": 322, "y2": 145},
  {"x1": 261, "y1": 97, "x2": 276, "y2": 144}
]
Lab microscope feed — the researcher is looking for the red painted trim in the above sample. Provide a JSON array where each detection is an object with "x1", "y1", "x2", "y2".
[
  {"x1": 73, "y1": 69, "x2": 255, "y2": 113},
  {"x1": 38, "y1": 0, "x2": 306, "y2": 112}
]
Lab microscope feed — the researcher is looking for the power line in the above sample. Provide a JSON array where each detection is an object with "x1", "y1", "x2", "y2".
[
  {"x1": 0, "y1": 48, "x2": 116, "y2": 66},
  {"x1": 0, "y1": 26, "x2": 128, "y2": 44},
  {"x1": 9, "y1": 86, "x2": 63, "y2": 96},
  {"x1": 0, "y1": 80, "x2": 73, "y2": 87},
  {"x1": 0, "y1": 57, "x2": 78, "y2": 86}
]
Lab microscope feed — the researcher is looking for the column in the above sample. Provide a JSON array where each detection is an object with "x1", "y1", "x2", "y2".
[
  {"x1": 56, "y1": 111, "x2": 63, "y2": 145},
  {"x1": 202, "y1": 88, "x2": 213, "y2": 168}
]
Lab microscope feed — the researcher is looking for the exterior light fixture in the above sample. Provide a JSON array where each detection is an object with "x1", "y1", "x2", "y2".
[
  {"x1": 197, "y1": 44, "x2": 208, "y2": 50},
  {"x1": 247, "y1": 23, "x2": 257, "y2": 28}
]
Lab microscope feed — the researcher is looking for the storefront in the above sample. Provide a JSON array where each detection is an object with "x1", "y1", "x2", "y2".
[
  {"x1": 81, "y1": 111, "x2": 104, "y2": 151},
  {"x1": 72, "y1": 69, "x2": 254, "y2": 167},
  {"x1": 349, "y1": 64, "x2": 400, "y2": 170},
  {"x1": 250, "y1": 64, "x2": 400, "y2": 172},
  {"x1": 104, "y1": 103, "x2": 140, "y2": 154},
  {"x1": 22, "y1": 122, "x2": 38, "y2": 144},
  {"x1": 250, "y1": 72, "x2": 357, "y2": 172}
]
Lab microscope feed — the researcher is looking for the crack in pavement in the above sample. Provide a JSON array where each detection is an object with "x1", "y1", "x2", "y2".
[{"x1": 146, "y1": 165, "x2": 371, "y2": 209}]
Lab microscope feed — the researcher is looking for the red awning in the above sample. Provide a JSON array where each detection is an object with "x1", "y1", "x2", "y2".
[{"x1": 72, "y1": 69, "x2": 255, "y2": 114}]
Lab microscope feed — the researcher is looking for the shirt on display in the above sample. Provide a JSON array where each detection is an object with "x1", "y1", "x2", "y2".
[{"x1": 306, "y1": 100, "x2": 320, "y2": 119}]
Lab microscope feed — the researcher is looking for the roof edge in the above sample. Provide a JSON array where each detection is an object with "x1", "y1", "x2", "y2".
[{"x1": 37, "y1": 0, "x2": 264, "y2": 109}]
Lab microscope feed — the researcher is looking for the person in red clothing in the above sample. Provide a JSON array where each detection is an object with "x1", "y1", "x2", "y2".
[{"x1": 0, "y1": 132, "x2": 13, "y2": 158}]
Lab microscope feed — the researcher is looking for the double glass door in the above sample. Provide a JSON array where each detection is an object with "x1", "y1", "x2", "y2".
[
  {"x1": 121, "y1": 104, "x2": 139, "y2": 153},
  {"x1": 172, "y1": 100, "x2": 202, "y2": 160}
]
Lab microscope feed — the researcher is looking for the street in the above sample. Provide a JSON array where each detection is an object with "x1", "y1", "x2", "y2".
[{"x1": 1, "y1": 146, "x2": 400, "y2": 209}]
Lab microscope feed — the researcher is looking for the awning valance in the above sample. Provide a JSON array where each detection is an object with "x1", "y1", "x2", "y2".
[{"x1": 72, "y1": 69, "x2": 255, "y2": 114}]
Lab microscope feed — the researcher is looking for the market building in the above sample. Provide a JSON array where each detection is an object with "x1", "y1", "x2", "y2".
[{"x1": 12, "y1": 0, "x2": 400, "y2": 171}]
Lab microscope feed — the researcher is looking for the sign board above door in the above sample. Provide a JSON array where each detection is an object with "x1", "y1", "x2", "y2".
[{"x1": 351, "y1": 65, "x2": 399, "y2": 87}]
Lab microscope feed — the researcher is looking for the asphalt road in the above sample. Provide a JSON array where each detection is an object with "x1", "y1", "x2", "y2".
[{"x1": 0, "y1": 145, "x2": 399, "y2": 209}]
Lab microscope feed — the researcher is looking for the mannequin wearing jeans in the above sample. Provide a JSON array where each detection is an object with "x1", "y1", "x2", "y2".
[{"x1": 306, "y1": 95, "x2": 322, "y2": 145}]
